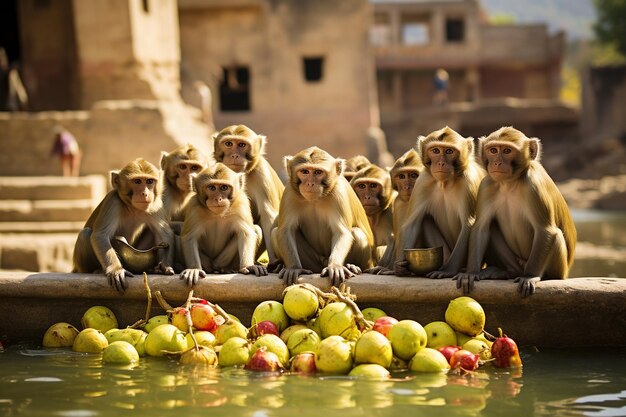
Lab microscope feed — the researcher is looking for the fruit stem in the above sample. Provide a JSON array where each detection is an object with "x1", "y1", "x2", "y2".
[
  {"x1": 331, "y1": 286, "x2": 373, "y2": 330},
  {"x1": 154, "y1": 290, "x2": 173, "y2": 311}
]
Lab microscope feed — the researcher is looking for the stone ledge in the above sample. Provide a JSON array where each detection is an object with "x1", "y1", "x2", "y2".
[{"x1": 0, "y1": 272, "x2": 624, "y2": 348}]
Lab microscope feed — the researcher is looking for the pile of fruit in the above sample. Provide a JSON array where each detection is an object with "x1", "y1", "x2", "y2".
[{"x1": 41, "y1": 283, "x2": 522, "y2": 377}]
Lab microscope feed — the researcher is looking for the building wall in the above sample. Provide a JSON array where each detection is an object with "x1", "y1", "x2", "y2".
[
  {"x1": 581, "y1": 65, "x2": 626, "y2": 142},
  {"x1": 179, "y1": 0, "x2": 378, "y2": 170}
]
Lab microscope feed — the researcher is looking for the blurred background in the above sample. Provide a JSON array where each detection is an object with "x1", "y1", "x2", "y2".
[{"x1": 0, "y1": 0, "x2": 624, "y2": 275}]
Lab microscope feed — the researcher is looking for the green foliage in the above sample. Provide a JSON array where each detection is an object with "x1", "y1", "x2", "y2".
[
  {"x1": 488, "y1": 14, "x2": 516, "y2": 25},
  {"x1": 593, "y1": 0, "x2": 626, "y2": 57}
]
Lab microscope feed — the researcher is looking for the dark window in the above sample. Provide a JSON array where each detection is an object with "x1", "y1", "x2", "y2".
[
  {"x1": 33, "y1": 0, "x2": 51, "y2": 8},
  {"x1": 446, "y1": 18, "x2": 465, "y2": 42},
  {"x1": 219, "y1": 66, "x2": 250, "y2": 112},
  {"x1": 142, "y1": 0, "x2": 150, "y2": 13},
  {"x1": 303, "y1": 57, "x2": 324, "y2": 82}
]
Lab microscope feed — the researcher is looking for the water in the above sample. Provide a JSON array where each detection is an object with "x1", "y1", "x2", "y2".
[
  {"x1": 570, "y1": 210, "x2": 626, "y2": 277},
  {"x1": 1, "y1": 345, "x2": 625, "y2": 417}
]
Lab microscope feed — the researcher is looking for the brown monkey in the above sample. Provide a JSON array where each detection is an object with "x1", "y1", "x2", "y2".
[
  {"x1": 160, "y1": 144, "x2": 209, "y2": 224},
  {"x1": 179, "y1": 163, "x2": 266, "y2": 286},
  {"x1": 350, "y1": 164, "x2": 394, "y2": 261},
  {"x1": 72, "y1": 158, "x2": 175, "y2": 292},
  {"x1": 453, "y1": 127, "x2": 576, "y2": 297},
  {"x1": 393, "y1": 126, "x2": 485, "y2": 278},
  {"x1": 344, "y1": 155, "x2": 371, "y2": 182},
  {"x1": 271, "y1": 147, "x2": 375, "y2": 285},
  {"x1": 369, "y1": 148, "x2": 424, "y2": 273},
  {"x1": 212, "y1": 125, "x2": 284, "y2": 262}
]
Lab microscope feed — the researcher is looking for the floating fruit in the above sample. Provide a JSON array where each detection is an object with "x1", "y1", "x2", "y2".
[
  {"x1": 103, "y1": 341, "x2": 139, "y2": 364},
  {"x1": 349, "y1": 364, "x2": 391, "y2": 379},
  {"x1": 144, "y1": 324, "x2": 187, "y2": 357},
  {"x1": 42, "y1": 322, "x2": 79, "y2": 348},
  {"x1": 388, "y1": 320, "x2": 428, "y2": 361},
  {"x1": 290, "y1": 352, "x2": 317, "y2": 374},
  {"x1": 445, "y1": 297, "x2": 485, "y2": 336},
  {"x1": 72, "y1": 328, "x2": 108, "y2": 353},
  {"x1": 218, "y1": 337, "x2": 250, "y2": 367},
  {"x1": 245, "y1": 347, "x2": 284, "y2": 372},
  {"x1": 315, "y1": 335, "x2": 353, "y2": 374},
  {"x1": 81, "y1": 306, "x2": 118, "y2": 333},
  {"x1": 179, "y1": 346, "x2": 218, "y2": 366},
  {"x1": 491, "y1": 330, "x2": 522, "y2": 368},
  {"x1": 353, "y1": 330, "x2": 393, "y2": 368},
  {"x1": 409, "y1": 348, "x2": 451, "y2": 373},
  {"x1": 424, "y1": 321, "x2": 457, "y2": 349},
  {"x1": 250, "y1": 334, "x2": 289, "y2": 366}
]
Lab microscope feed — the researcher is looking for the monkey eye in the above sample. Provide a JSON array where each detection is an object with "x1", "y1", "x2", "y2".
[
  {"x1": 503, "y1": 148, "x2": 512, "y2": 154},
  {"x1": 220, "y1": 185, "x2": 229, "y2": 191},
  {"x1": 238, "y1": 142, "x2": 247, "y2": 148},
  {"x1": 314, "y1": 169, "x2": 323, "y2": 175},
  {"x1": 398, "y1": 174, "x2": 406, "y2": 179},
  {"x1": 357, "y1": 183, "x2": 366, "y2": 189},
  {"x1": 191, "y1": 165, "x2": 201, "y2": 171},
  {"x1": 410, "y1": 172, "x2": 419, "y2": 179},
  {"x1": 146, "y1": 179, "x2": 155, "y2": 185},
  {"x1": 300, "y1": 169, "x2": 310, "y2": 175},
  {"x1": 208, "y1": 185, "x2": 216, "y2": 191},
  {"x1": 488, "y1": 147, "x2": 498, "y2": 154},
  {"x1": 431, "y1": 148, "x2": 440, "y2": 154},
  {"x1": 445, "y1": 148, "x2": 454, "y2": 154},
  {"x1": 132, "y1": 178, "x2": 142, "y2": 185},
  {"x1": 224, "y1": 141, "x2": 233, "y2": 147},
  {"x1": 370, "y1": 183, "x2": 378, "y2": 188},
  {"x1": 179, "y1": 164, "x2": 187, "y2": 170}
]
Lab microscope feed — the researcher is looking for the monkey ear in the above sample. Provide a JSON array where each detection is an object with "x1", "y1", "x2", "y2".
[
  {"x1": 283, "y1": 155, "x2": 293, "y2": 175},
  {"x1": 110, "y1": 171, "x2": 121, "y2": 190},
  {"x1": 528, "y1": 138, "x2": 542, "y2": 161},
  {"x1": 335, "y1": 158, "x2": 345, "y2": 177},
  {"x1": 416, "y1": 136, "x2": 428, "y2": 161},
  {"x1": 257, "y1": 135, "x2": 267, "y2": 156},
  {"x1": 210, "y1": 132, "x2": 219, "y2": 154},
  {"x1": 159, "y1": 151, "x2": 168, "y2": 170},
  {"x1": 465, "y1": 137, "x2": 475, "y2": 158},
  {"x1": 476, "y1": 136, "x2": 487, "y2": 162},
  {"x1": 237, "y1": 173, "x2": 246, "y2": 190}
]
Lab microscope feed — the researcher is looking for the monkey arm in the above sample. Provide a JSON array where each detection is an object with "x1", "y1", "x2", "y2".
[
  {"x1": 237, "y1": 223, "x2": 259, "y2": 270},
  {"x1": 179, "y1": 229, "x2": 205, "y2": 286},
  {"x1": 429, "y1": 217, "x2": 473, "y2": 279}
]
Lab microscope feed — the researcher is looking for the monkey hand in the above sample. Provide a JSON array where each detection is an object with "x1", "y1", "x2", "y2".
[
  {"x1": 345, "y1": 264, "x2": 362, "y2": 275},
  {"x1": 427, "y1": 269, "x2": 456, "y2": 279},
  {"x1": 153, "y1": 261, "x2": 175, "y2": 275},
  {"x1": 394, "y1": 260, "x2": 412, "y2": 277},
  {"x1": 514, "y1": 276, "x2": 540, "y2": 297},
  {"x1": 321, "y1": 263, "x2": 356, "y2": 286},
  {"x1": 106, "y1": 267, "x2": 133, "y2": 293},
  {"x1": 267, "y1": 259, "x2": 284, "y2": 274},
  {"x1": 180, "y1": 268, "x2": 205, "y2": 286},
  {"x1": 453, "y1": 272, "x2": 480, "y2": 294},
  {"x1": 279, "y1": 267, "x2": 313, "y2": 285},
  {"x1": 240, "y1": 265, "x2": 268, "y2": 277},
  {"x1": 365, "y1": 266, "x2": 389, "y2": 275}
]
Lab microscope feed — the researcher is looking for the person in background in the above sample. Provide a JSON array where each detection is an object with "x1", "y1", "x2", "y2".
[
  {"x1": 433, "y1": 68, "x2": 449, "y2": 105},
  {"x1": 0, "y1": 48, "x2": 28, "y2": 111},
  {"x1": 50, "y1": 126, "x2": 81, "y2": 177}
]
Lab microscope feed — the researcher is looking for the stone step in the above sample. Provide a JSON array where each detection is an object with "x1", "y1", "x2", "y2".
[
  {"x1": 0, "y1": 175, "x2": 107, "y2": 201},
  {"x1": 0, "y1": 199, "x2": 94, "y2": 222},
  {"x1": 0, "y1": 233, "x2": 76, "y2": 272},
  {"x1": 0, "y1": 221, "x2": 84, "y2": 234}
]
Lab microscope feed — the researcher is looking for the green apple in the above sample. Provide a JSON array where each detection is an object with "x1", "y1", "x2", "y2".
[
  {"x1": 409, "y1": 347, "x2": 451, "y2": 373},
  {"x1": 81, "y1": 306, "x2": 118, "y2": 333},
  {"x1": 214, "y1": 320, "x2": 248, "y2": 345},
  {"x1": 349, "y1": 364, "x2": 391, "y2": 379},
  {"x1": 72, "y1": 328, "x2": 108, "y2": 353},
  {"x1": 144, "y1": 324, "x2": 187, "y2": 357},
  {"x1": 250, "y1": 334, "x2": 290, "y2": 366},
  {"x1": 424, "y1": 321, "x2": 457, "y2": 349},
  {"x1": 251, "y1": 301, "x2": 289, "y2": 333},
  {"x1": 388, "y1": 320, "x2": 428, "y2": 361},
  {"x1": 107, "y1": 328, "x2": 148, "y2": 356},
  {"x1": 445, "y1": 296, "x2": 485, "y2": 336},
  {"x1": 315, "y1": 335, "x2": 353, "y2": 374},
  {"x1": 280, "y1": 324, "x2": 309, "y2": 343},
  {"x1": 144, "y1": 315, "x2": 169, "y2": 333},
  {"x1": 218, "y1": 337, "x2": 250, "y2": 367},
  {"x1": 361, "y1": 307, "x2": 387, "y2": 322},
  {"x1": 282, "y1": 285, "x2": 319, "y2": 321},
  {"x1": 287, "y1": 328, "x2": 321, "y2": 357},
  {"x1": 186, "y1": 331, "x2": 216, "y2": 349},
  {"x1": 463, "y1": 338, "x2": 492, "y2": 361},
  {"x1": 42, "y1": 322, "x2": 79, "y2": 347},
  {"x1": 353, "y1": 330, "x2": 393, "y2": 368},
  {"x1": 103, "y1": 341, "x2": 139, "y2": 364},
  {"x1": 318, "y1": 302, "x2": 357, "y2": 339}
]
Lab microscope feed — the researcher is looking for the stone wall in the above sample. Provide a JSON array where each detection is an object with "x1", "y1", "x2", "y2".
[{"x1": 581, "y1": 65, "x2": 626, "y2": 142}]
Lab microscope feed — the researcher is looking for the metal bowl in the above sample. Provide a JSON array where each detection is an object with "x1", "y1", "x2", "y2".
[
  {"x1": 404, "y1": 246, "x2": 444, "y2": 276},
  {"x1": 111, "y1": 236, "x2": 169, "y2": 274}
]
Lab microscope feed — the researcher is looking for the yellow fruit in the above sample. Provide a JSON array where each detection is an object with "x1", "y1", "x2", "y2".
[
  {"x1": 445, "y1": 296, "x2": 485, "y2": 336},
  {"x1": 180, "y1": 346, "x2": 218, "y2": 366},
  {"x1": 144, "y1": 315, "x2": 169, "y2": 333},
  {"x1": 349, "y1": 364, "x2": 391, "y2": 379},
  {"x1": 353, "y1": 330, "x2": 393, "y2": 368},
  {"x1": 103, "y1": 341, "x2": 139, "y2": 364},
  {"x1": 81, "y1": 306, "x2": 118, "y2": 333},
  {"x1": 42, "y1": 322, "x2": 79, "y2": 347},
  {"x1": 388, "y1": 320, "x2": 428, "y2": 361},
  {"x1": 315, "y1": 335, "x2": 353, "y2": 374},
  {"x1": 463, "y1": 338, "x2": 492, "y2": 361},
  {"x1": 283, "y1": 285, "x2": 319, "y2": 321},
  {"x1": 144, "y1": 324, "x2": 187, "y2": 357},
  {"x1": 185, "y1": 331, "x2": 216, "y2": 349},
  {"x1": 409, "y1": 348, "x2": 451, "y2": 373},
  {"x1": 72, "y1": 328, "x2": 108, "y2": 353}
]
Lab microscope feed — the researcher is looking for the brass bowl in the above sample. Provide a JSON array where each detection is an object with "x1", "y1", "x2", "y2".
[
  {"x1": 111, "y1": 236, "x2": 169, "y2": 274},
  {"x1": 404, "y1": 247, "x2": 443, "y2": 276}
]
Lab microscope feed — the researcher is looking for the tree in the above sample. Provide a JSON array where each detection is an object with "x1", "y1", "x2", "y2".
[{"x1": 593, "y1": 0, "x2": 626, "y2": 57}]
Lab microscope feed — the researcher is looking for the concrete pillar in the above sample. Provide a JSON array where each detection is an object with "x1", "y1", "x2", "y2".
[
  {"x1": 392, "y1": 71, "x2": 403, "y2": 110},
  {"x1": 430, "y1": 8, "x2": 444, "y2": 47},
  {"x1": 389, "y1": 9, "x2": 401, "y2": 45}
]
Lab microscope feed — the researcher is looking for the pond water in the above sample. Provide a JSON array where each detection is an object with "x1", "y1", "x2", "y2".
[{"x1": 1, "y1": 345, "x2": 625, "y2": 417}]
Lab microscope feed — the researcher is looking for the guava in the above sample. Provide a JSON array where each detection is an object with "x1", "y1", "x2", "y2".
[
  {"x1": 72, "y1": 328, "x2": 109, "y2": 353},
  {"x1": 318, "y1": 302, "x2": 357, "y2": 339},
  {"x1": 81, "y1": 306, "x2": 118, "y2": 333},
  {"x1": 144, "y1": 324, "x2": 187, "y2": 356},
  {"x1": 251, "y1": 334, "x2": 290, "y2": 366},
  {"x1": 144, "y1": 315, "x2": 169, "y2": 333},
  {"x1": 108, "y1": 328, "x2": 148, "y2": 356},
  {"x1": 103, "y1": 341, "x2": 139, "y2": 364},
  {"x1": 42, "y1": 322, "x2": 79, "y2": 348},
  {"x1": 314, "y1": 335, "x2": 353, "y2": 374},
  {"x1": 353, "y1": 330, "x2": 393, "y2": 368},
  {"x1": 186, "y1": 331, "x2": 216, "y2": 349},
  {"x1": 349, "y1": 364, "x2": 391, "y2": 379},
  {"x1": 445, "y1": 296, "x2": 485, "y2": 336},
  {"x1": 287, "y1": 328, "x2": 321, "y2": 357},
  {"x1": 424, "y1": 321, "x2": 457, "y2": 349},
  {"x1": 251, "y1": 301, "x2": 290, "y2": 333},
  {"x1": 463, "y1": 338, "x2": 492, "y2": 361},
  {"x1": 282, "y1": 285, "x2": 319, "y2": 321},
  {"x1": 280, "y1": 324, "x2": 309, "y2": 343},
  {"x1": 214, "y1": 320, "x2": 248, "y2": 345},
  {"x1": 180, "y1": 346, "x2": 218, "y2": 366},
  {"x1": 361, "y1": 307, "x2": 387, "y2": 322},
  {"x1": 218, "y1": 336, "x2": 250, "y2": 367},
  {"x1": 409, "y1": 348, "x2": 451, "y2": 373},
  {"x1": 388, "y1": 320, "x2": 428, "y2": 361}
]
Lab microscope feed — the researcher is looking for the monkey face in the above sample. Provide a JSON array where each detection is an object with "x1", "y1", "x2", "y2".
[
  {"x1": 218, "y1": 139, "x2": 250, "y2": 173},
  {"x1": 353, "y1": 180, "x2": 382, "y2": 216},
  {"x1": 175, "y1": 162, "x2": 203, "y2": 192},
  {"x1": 296, "y1": 166, "x2": 327, "y2": 201},
  {"x1": 426, "y1": 145, "x2": 458, "y2": 182},
  {"x1": 393, "y1": 169, "x2": 419, "y2": 200},
  {"x1": 484, "y1": 143, "x2": 517, "y2": 181},
  {"x1": 129, "y1": 176, "x2": 157, "y2": 211},
  {"x1": 203, "y1": 181, "x2": 233, "y2": 215}
]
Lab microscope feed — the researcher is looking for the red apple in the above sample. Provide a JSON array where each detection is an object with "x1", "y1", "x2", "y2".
[
  {"x1": 245, "y1": 347, "x2": 284, "y2": 372},
  {"x1": 372, "y1": 316, "x2": 398, "y2": 338},
  {"x1": 256, "y1": 320, "x2": 280, "y2": 336},
  {"x1": 450, "y1": 349, "x2": 480, "y2": 371},
  {"x1": 437, "y1": 345, "x2": 462, "y2": 363},
  {"x1": 170, "y1": 307, "x2": 190, "y2": 333},
  {"x1": 190, "y1": 304, "x2": 218, "y2": 332},
  {"x1": 491, "y1": 330, "x2": 522, "y2": 368},
  {"x1": 290, "y1": 352, "x2": 317, "y2": 374}
]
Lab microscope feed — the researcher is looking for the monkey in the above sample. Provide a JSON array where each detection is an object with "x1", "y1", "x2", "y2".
[
  {"x1": 343, "y1": 155, "x2": 371, "y2": 182},
  {"x1": 393, "y1": 126, "x2": 485, "y2": 278},
  {"x1": 453, "y1": 127, "x2": 576, "y2": 297},
  {"x1": 72, "y1": 158, "x2": 175, "y2": 292},
  {"x1": 179, "y1": 163, "x2": 267, "y2": 286},
  {"x1": 368, "y1": 148, "x2": 424, "y2": 273},
  {"x1": 160, "y1": 144, "x2": 209, "y2": 225},
  {"x1": 212, "y1": 125, "x2": 284, "y2": 262},
  {"x1": 350, "y1": 164, "x2": 394, "y2": 262},
  {"x1": 271, "y1": 146, "x2": 375, "y2": 286}
]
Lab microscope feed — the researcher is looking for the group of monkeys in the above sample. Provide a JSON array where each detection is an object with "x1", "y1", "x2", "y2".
[{"x1": 72, "y1": 124, "x2": 576, "y2": 298}]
